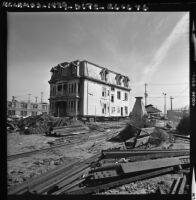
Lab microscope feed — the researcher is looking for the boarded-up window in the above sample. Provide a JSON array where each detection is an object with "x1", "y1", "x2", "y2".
[
  {"x1": 125, "y1": 106, "x2": 128, "y2": 114},
  {"x1": 111, "y1": 94, "x2": 114, "y2": 102},
  {"x1": 124, "y1": 93, "x2": 128, "y2": 101},
  {"x1": 102, "y1": 103, "x2": 106, "y2": 114},
  {"x1": 117, "y1": 91, "x2": 121, "y2": 100}
]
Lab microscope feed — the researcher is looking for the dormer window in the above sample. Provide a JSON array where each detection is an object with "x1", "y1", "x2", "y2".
[
  {"x1": 100, "y1": 68, "x2": 109, "y2": 81},
  {"x1": 123, "y1": 76, "x2": 130, "y2": 88},
  {"x1": 115, "y1": 74, "x2": 122, "y2": 86},
  {"x1": 71, "y1": 65, "x2": 77, "y2": 75}
]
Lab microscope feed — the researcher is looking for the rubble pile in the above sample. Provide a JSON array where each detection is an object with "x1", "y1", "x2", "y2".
[
  {"x1": 148, "y1": 127, "x2": 170, "y2": 146},
  {"x1": 17, "y1": 113, "x2": 87, "y2": 135},
  {"x1": 7, "y1": 118, "x2": 20, "y2": 133},
  {"x1": 17, "y1": 113, "x2": 55, "y2": 134},
  {"x1": 110, "y1": 124, "x2": 138, "y2": 142}
]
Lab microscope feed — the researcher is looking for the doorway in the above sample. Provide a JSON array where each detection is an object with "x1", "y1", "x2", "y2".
[{"x1": 121, "y1": 107, "x2": 123, "y2": 116}]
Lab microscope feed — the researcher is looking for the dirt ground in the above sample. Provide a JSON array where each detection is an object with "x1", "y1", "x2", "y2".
[
  {"x1": 7, "y1": 123, "x2": 124, "y2": 188},
  {"x1": 7, "y1": 120, "x2": 190, "y2": 194}
]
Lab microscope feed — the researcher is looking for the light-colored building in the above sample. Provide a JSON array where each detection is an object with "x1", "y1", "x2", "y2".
[
  {"x1": 49, "y1": 60, "x2": 131, "y2": 119},
  {"x1": 7, "y1": 97, "x2": 49, "y2": 118}
]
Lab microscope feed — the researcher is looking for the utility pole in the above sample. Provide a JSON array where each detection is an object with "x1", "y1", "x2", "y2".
[
  {"x1": 41, "y1": 92, "x2": 43, "y2": 103},
  {"x1": 144, "y1": 83, "x2": 148, "y2": 106},
  {"x1": 170, "y1": 96, "x2": 174, "y2": 110},
  {"x1": 162, "y1": 93, "x2": 167, "y2": 117},
  {"x1": 12, "y1": 96, "x2": 16, "y2": 101},
  {"x1": 35, "y1": 96, "x2": 38, "y2": 103},
  {"x1": 28, "y1": 93, "x2": 31, "y2": 102}
]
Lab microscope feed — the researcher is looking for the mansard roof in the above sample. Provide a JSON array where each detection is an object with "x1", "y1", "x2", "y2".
[{"x1": 50, "y1": 59, "x2": 130, "y2": 80}]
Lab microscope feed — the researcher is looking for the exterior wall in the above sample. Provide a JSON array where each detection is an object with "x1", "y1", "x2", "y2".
[
  {"x1": 49, "y1": 60, "x2": 131, "y2": 118},
  {"x1": 82, "y1": 79, "x2": 130, "y2": 117},
  {"x1": 7, "y1": 100, "x2": 49, "y2": 117}
]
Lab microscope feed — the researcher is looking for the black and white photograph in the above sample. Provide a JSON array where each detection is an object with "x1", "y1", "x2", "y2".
[{"x1": 3, "y1": 2, "x2": 196, "y2": 197}]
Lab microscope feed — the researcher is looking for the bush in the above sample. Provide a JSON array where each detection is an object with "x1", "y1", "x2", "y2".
[{"x1": 177, "y1": 115, "x2": 190, "y2": 134}]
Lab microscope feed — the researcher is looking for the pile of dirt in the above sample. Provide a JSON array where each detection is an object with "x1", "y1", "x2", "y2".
[
  {"x1": 7, "y1": 118, "x2": 21, "y2": 133},
  {"x1": 148, "y1": 127, "x2": 170, "y2": 146},
  {"x1": 17, "y1": 113, "x2": 85, "y2": 135},
  {"x1": 17, "y1": 113, "x2": 55, "y2": 134}
]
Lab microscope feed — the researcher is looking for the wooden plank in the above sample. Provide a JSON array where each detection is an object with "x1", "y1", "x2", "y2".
[
  {"x1": 157, "y1": 186, "x2": 166, "y2": 194},
  {"x1": 170, "y1": 177, "x2": 181, "y2": 194},
  {"x1": 68, "y1": 167, "x2": 175, "y2": 194},
  {"x1": 177, "y1": 175, "x2": 187, "y2": 194},
  {"x1": 121, "y1": 156, "x2": 189, "y2": 174},
  {"x1": 102, "y1": 149, "x2": 189, "y2": 159},
  {"x1": 100, "y1": 151, "x2": 189, "y2": 164}
]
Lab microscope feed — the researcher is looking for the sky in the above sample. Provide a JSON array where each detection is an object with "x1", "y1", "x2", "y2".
[{"x1": 7, "y1": 12, "x2": 189, "y2": 112}]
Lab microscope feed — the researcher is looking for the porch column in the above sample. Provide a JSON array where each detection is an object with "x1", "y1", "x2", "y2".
[
  {"x1": 75, "y1": 99, "x2": 78, "y2": 120},
  {"x1": 55, "y1": 84, "x2": 58, "y2": 96},
  {"x1": 76, "y1": 82, "x2": 78, "y2": 97},
  {"x1": 67, "y1": 100, "x2": 70, "y2": 113},
  {"x1": 62, "y1": 83, "x2": 63, "y2": 96}
]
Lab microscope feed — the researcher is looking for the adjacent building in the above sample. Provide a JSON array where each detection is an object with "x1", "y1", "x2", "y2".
[
  {"x1": 7, "y1": 97, "x2": 49, "y2": 118},
  {"x1": 145, "y1": 104, "x2": 162, "y2": 118},
  {"x1": 48, "y1": 60, "x2": 131, "y2": 119}
]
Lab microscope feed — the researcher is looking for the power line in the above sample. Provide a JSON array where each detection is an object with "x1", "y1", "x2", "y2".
[
  {"x1": 174, "y1": 86, "x2": 189, "y2": 98},
  {"x1": 148, "y1": 96, "x2": 188, "y2": 99},
  {"x1": 131, "y1": 82, "x2": 188, "y2": 86},
  {"x1": 147, "y1": 82, "x2": 189, "y2": 86}
]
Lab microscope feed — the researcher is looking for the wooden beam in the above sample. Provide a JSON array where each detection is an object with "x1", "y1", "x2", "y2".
[
  {"x1": 177, "y1": 175, "x2": 187, "y2": 194},
  {"x1": 121, "y1": 156, "x2": 189, "y2": 174}
]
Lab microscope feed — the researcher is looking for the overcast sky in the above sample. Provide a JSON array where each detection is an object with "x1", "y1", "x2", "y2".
[{"x1": 7, "y1": 12, "x2": 189, "y2": 111}]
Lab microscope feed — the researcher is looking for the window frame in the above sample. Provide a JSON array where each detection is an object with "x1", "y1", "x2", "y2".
[{"x1": 117, "y1": 91, "x2": 121, "y2": 100}]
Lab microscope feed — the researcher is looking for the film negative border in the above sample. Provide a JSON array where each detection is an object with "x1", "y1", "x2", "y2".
[{"x1": 1, "y1": 2, "x2": 149, "y2": 11}]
